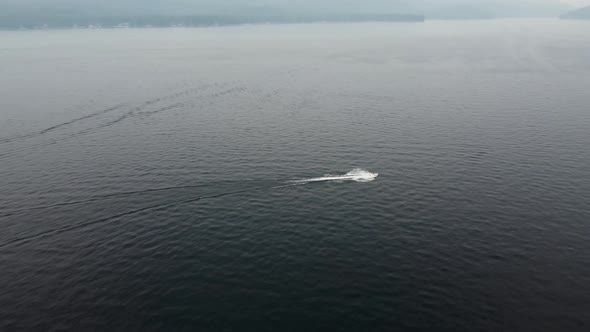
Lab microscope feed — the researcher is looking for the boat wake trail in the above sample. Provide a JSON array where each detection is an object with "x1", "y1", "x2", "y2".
[
  {"x1": 0, "y1": 184, "x2": 292, "y2": 249},
  {"x1": 0, "y1": 169, "x2": 377, "y2": 249},
  {"x1": 289, "y1": 168, "x2": 379, "y2": 184},
  {"x1": 0, "y1": 184, "x2": 208, "y2": 218}
]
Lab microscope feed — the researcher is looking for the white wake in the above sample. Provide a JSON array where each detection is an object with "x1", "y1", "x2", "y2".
[{"x1": 290, "y1": 168, "x2": 379, "y2": 184}]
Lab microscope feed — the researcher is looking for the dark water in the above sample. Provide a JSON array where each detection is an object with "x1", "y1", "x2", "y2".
[{"x1": 1, "y1": 20, "x2": 590, "y2": 331}]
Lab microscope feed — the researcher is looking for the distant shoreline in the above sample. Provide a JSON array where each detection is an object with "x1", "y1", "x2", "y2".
[
  {"x1": 560, "y1": 5, "x2": 590, "y2": 19},
  {"x1": 0, "y1": 14, "x2": 426, "y2": 31},
  {"x1": 0, "y1": 22, "x2": 426, "y2": 32},
  {"x1": 2, "y1": 18, "x2": 581, "y2": 31}
]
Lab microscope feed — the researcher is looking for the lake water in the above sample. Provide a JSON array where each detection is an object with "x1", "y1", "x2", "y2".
[{"x1": 1, "y1": 19, "x2": 590, "y2": 331}]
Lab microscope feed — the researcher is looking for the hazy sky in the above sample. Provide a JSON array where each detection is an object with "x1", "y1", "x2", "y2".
[
  {"x1": 1, "y1": 0, "x2": 589, "y2": 19},
  {"x1": 561, "y1": 0, "x2": 590, "y2": 6},
  {"x1": 1, "y1": 0, "x2": 590, "y2": 9},
  {"x1": 2, "y1": 0, "x2": 590, "y2": 6}
]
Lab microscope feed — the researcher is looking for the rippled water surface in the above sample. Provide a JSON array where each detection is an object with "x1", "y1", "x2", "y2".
[{"x1": 1, "y1": 20, "x2": 590, "y2": 331}]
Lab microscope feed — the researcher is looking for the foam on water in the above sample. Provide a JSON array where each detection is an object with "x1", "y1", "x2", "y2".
[{"x1": 290, "y1": 168, "x2": 379, "y2": 184}]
